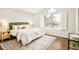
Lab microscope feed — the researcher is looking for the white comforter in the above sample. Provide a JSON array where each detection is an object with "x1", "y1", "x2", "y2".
[{"x1": 10, "y1": 27, "x2": 45, "y2": 46}]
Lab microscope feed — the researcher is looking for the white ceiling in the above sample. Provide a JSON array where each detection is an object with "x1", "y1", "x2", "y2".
[
  {"x1": 13, "y1": 8, "x2": 44, "y2": 14},
  {"x1": 11, "y1": 8, "x2": 72, "y2": 14}
]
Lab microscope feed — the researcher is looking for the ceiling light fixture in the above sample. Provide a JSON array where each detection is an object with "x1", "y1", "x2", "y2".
[
  {"x1": 46, "y1": 14, "x2": 50, "y2": 17},
  {"x1": 48, "y1": 8, "x2": 56, "y2": 13}
]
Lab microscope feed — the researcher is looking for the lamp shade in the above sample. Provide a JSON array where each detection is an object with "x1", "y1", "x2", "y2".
[
  {"x1": 2, "y1": 20, "x2": 9, "y2": 32},
  {"x1": 0, "y1": 20, "x2": 9, "y2": 32},
  {"x1": 0, "y1": 20, "x2": 2, "y2": 27}
]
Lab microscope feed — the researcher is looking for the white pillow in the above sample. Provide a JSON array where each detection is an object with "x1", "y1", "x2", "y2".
[
  {"x1": 19, "y1": 25, "x2": 25, "y2": 29},
  {"x1": 19, "y1": 25, "x2": 32, "y2": 29},
  {"x1": 12, "y1": 25, "x2": 19, "y2": 30},
  {"x1": 24, "y1": 25, "x2": 32, "y2": 29}
]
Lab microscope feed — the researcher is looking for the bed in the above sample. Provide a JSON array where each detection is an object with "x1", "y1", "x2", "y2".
[{"x1": 9, "y1": 22, "x2": 45, "y2": 46}]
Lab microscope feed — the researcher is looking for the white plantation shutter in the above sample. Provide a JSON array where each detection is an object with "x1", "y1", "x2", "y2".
[{"x1": 61, "y1": 12, "x2": 68, "y2": 30}]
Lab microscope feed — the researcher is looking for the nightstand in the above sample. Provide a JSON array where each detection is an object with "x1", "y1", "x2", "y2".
[
  {"x1": 68, "y1": 33, "x2": 79, "y2": 50},
  {"x1": 0, "y1": 31, "x2": 11, "y2": 42}
]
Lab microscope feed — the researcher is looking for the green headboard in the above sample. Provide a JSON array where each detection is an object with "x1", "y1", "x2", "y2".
[{"x1": 9, "y1": 22, "x2": 29, "y2": 30}]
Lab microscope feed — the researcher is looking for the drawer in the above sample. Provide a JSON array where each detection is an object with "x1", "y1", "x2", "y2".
[
  {"x1": 70, "y1": 37, "x2": 79, "y2": 41},
  {"x1": 2, "y1": 32, "x2": 10, "y2": 39},
  {"x1": 69, "y1": 41, "x2": 79, "y2": 49}
]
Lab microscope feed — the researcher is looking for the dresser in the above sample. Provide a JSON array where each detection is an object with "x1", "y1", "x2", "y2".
[{"x1": 68, "y1": 33, "x2": 79, "y2": 50}]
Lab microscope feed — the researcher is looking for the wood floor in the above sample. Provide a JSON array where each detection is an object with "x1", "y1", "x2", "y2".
[
  {"x1": 0, "y1": 38, "x2": 12, "y2": 50},
  {"x1": 0, "y1": 35, "x2": 68, "y2": 50},
  {"x1": 47, "y1": 37, "x2": 68, "y2": 50}
]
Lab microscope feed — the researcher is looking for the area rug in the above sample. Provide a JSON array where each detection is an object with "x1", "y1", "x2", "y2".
[{"x1": 0, "y1": 35, "x2": 56, "y2": 50}]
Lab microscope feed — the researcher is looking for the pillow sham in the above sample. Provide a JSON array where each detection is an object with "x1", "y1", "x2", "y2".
[
  {"x1": 12, "y1": 25, "x2": 19, "y2": 30},
  {"x1": 19, "y1": 25, "x2": 32, "y2": 29}
]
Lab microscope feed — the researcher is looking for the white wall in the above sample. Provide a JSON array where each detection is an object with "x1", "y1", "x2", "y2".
[
  {"x1": 0, "y1": 8, "x2": 33, "y2": 23},
  {"x1": 32, "y1": 14, "x2": 44, "y2": 27},
  {"x1": 33, "y1": 8, "x2": 76, "y2": 38},
  {"x1": 32, "y1": 14, "x2": 40, "y2": 27},
  {"x1": 0, "y1": 9, "x2": 2, "y2": 20},
  {"x1": 75, "y1": 8, "x2": 79, "y2": 33},
  {"x1": 32, "y1": 8, "x2": 49, "y2": 27},
  {"x1": 78, "y1": 9, "x2": 79, "y2": 33},
  {"x1": 77, "y1": 8, "x2": 79, "y2": 33},
  {"x1": 74, "y1": 8, "x2": 79, "y2": 33}
]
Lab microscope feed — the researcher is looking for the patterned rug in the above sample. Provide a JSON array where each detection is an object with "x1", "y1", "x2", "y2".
[{"x1": 0, "y1": 35, "x2": 56, "y2": 50}]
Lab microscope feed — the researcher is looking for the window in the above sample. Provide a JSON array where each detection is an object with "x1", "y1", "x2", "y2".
[
  {"x1": 44, "y1": 8, "x2": 68, "y2": 30},
  {"x1": 44, "y1": 13, "x2": 61, "y2": 29}
]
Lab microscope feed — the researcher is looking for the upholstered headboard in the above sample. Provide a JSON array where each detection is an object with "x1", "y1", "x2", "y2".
[{"x1": 9, "y1": 22, "x2": 29, "y2": 30}]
